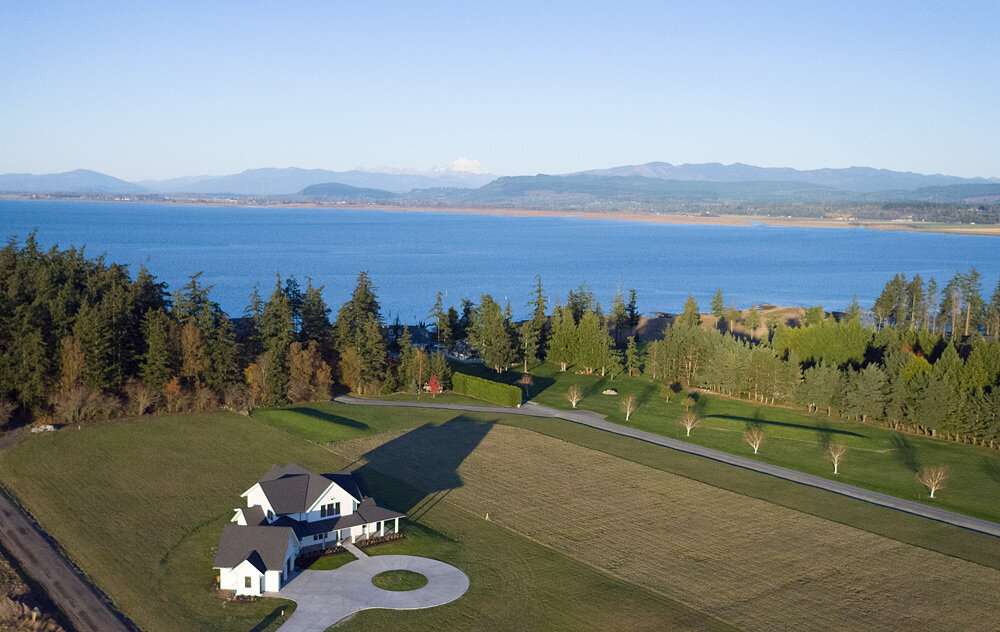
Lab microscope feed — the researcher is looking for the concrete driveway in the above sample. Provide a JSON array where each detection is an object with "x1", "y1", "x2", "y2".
[{"x1": 273, "y1": 550, "x2": 468, "y2": 631}]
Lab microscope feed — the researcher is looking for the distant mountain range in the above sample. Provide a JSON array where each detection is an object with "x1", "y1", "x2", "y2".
[
  {"x1": 0, "y1": 160, "x2": 495, "y2": 196},
  {"x1": 573, "y1": 162, "x2": 1000, "y2": 193},
  {"x1": 2, "y1": 161, "x2": 999, "y2": 207},
  {"x1": 0, "y1": 169, "x2": 146, "y2": 194}
]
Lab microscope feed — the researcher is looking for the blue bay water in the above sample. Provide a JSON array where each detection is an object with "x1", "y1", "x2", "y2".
[{"x1": 1, "y1": 199, "x2": 997, "y2": 322}]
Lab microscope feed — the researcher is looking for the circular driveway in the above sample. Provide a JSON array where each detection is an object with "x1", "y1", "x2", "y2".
[{"x1": 275, "y1": 554, "x2": 469, "y2": 631}]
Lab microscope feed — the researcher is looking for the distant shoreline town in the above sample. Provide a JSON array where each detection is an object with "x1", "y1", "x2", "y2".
[{"x1": 4, "y1": 192, "x2": 1000, "y2": 237}]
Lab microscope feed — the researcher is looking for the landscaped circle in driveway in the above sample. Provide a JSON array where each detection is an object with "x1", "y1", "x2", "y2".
[
  {"x1": 371, "y1": 569, "x2": 428, "y2": 591},
  {"x1": 275, "y1": 554, "x2": 469, "y2": 632}
]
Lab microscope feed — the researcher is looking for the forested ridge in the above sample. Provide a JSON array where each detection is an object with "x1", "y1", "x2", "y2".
[{"x1": 1, "y1": 233, "x2": 998, "y2": 443}]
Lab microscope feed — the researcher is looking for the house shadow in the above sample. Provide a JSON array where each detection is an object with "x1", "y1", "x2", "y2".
[
  {"x1": 284, "y1": 406, "x2": 369, "y2": 431},
  {"x1": 712, "y1": 414, "x2": 865, "y2": 439},
  {"x1": 351, "y1": 416, "x2": 495, "y2": 519}
]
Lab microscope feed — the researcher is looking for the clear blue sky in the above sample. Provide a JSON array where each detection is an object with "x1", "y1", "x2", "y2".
[{"x1": 1, "y1": 1, "x2": 998, "y2": 180}]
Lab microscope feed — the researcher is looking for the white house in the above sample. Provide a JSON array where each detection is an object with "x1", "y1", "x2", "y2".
[{"x1": 214, "y1": 463, "x2": 404, "y2": 596}]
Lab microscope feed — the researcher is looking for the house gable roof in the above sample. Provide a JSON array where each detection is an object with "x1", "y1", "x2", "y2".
[
  {"x1": 213, "y1": 525, "x2": 293, "y2": 571},
  {"x1": 254, "y1": 463, "x2": 367, "y2": 515}
]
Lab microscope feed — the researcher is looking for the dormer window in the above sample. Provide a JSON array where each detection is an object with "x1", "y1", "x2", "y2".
[
  {"x1": 320, "y1": 502, "x2": 341, "y2": 518},
  {"x1": 267, "y1": 510, "x2": 273, "y2": 521}
]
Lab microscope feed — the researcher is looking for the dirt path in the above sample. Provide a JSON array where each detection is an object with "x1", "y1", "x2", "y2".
[{"x1": 0, "y1": 489, "x2": 133, "y2": 632}]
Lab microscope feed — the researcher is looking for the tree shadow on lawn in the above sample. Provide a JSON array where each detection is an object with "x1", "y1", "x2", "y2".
[
  {"x1": 980, "y1": 455, "x2": 1000, "y2": 485},
  {"x1": 283, "y1": 406, "x2": 369, "y2": 431},
  {"x1": 711, "y1": 414, "x2": 866, "y2": 439},
  {"x1": 521, "y1": 374, "x2": 556, "y2": 400},
  {"x1": 349, "y1": 416, "x2": 495, "y2": 517},
  {"x1": 890, "y1": 433, "x2": 921, "y2": 473}
]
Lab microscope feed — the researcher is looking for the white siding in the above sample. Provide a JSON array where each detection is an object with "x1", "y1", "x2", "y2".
[
  {"x1": 304, "y1": 484, "x2": 357, "y2": 523},
  {"x1": 263, "y1": 570, "x2": 283, "y2": 593},
  {"x1": 219, "y1": 561, "x2": 264, "y2": 596}
]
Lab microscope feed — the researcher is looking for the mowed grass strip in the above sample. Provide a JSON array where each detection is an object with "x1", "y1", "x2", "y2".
[
  {"x1": 332, "y1": 423, "x2": 1000, "y2": 632},
  {"x1": 0, "y1": 412, "x2": 732, "y2": 632}
]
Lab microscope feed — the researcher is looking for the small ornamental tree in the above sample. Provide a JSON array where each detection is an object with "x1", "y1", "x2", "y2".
[
  {"x1": 428, "y1": 375, "x2": 442, "y2": 399},
  {"x1": 680, "y1": 411, "x2": 699, "y2": 436},
  {"x1": 744, "y1": 425, "x2": 766, "y2": 454},
  {"x1": 681, "y1": 394, "x2": 696, "y2": 412},
  {"x1": 827, "y1": 444, "x2": 847, "y2": 475},
  {"x1": 566, "y1": 384, "x2": 582, "y2": 408},
  {"x1": 916, "y1": 465, "x2": 950, "y2": 499},
  {"x1": 620, "y1": 393, "x2": 637, "y2": 421}
]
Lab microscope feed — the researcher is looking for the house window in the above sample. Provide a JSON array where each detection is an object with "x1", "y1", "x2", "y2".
[
  {"x1": 245, "y1": 577, "x2": 252, "y2": 588},
  {"x1": 320, "y1": 502, "x2": 341, "y2": 517},
  {"x1": 267, "y1": 510, "x2": 273, "y2": 520}
]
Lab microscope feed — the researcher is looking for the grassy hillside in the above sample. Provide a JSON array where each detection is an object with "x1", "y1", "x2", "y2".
[{"x1": 0, "y1": 410, "x2": 728, "y2": 632}]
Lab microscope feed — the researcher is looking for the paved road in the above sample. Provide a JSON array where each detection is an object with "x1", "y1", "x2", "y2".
[
  {"x1": 0, "y1": 489, "x2": 134, "y2": 632},
  {"x1": 274, "y1": 542, "x2": 468, "y2": 632},
  {"x1": 335, "y1": 395, "x2": 1000, "y2": 538}
]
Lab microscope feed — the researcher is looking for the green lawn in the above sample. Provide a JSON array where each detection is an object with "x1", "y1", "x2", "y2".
[
  {"x1": 0, "y1": 409, "x2": 731, "y2": 632},
  {"x1": 519, "y1": 361, "x2": 1000, "y2": 524},
  {"x1": 371, "y1": 570, "x2": 427, "y2": 591}
]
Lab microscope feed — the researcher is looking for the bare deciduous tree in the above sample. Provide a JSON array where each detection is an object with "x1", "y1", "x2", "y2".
[
  {"x1": 827, "y1": 444, "x2": 847, "y2": 474},
  {"x1": 50, "y1": 387, "x2": 95, "y2": 424},
  {"x1": 223, "y1": 385, "x2": 251, "y2": 415},
  {"x1": 680, "y1": 411, "x2": 699, "y2": 436},
  {"x1": 916, "y1": 465, "x2": 950, "y2": 498},
  {"x1": 565, "y1": 385, "x2": 582, "y2": 409},
  {"x1": 124, "y1": 380, "x2": 158, "y2": 417},
  {"x1": 620, "y1": 393, "x2": 637, "y2": 421},
  {"x1": 744, "y1": 425, "x2": 766, "y2": 454}
]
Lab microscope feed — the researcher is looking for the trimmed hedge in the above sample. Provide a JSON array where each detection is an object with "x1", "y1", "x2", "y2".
[{"x1": 452, "y1": 372, "x2": 522, "y2": 407}]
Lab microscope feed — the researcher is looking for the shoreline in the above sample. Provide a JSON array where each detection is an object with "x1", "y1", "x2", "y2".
[{"x1": 4, "y1": 195, "x2": 1000, "y2": 236}]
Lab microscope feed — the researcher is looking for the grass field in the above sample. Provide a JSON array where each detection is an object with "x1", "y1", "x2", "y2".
[
  {"x1": 462, "y1": 361, "x2": 1000, "y2": 523},
  {"x1": 331, "y1": 422, "x2": 1000, "y2": 632},
  {"x1": 0, "y1": 410, "x2": 729, "y2": 632}
]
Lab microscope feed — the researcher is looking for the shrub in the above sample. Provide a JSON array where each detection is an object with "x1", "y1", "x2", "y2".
[{"x1": 452, "y1": 372, "x2": 522, "y2": 407}]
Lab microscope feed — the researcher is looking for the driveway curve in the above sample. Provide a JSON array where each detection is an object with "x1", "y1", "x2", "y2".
[
  {"x1": 275, "y1": 554, "x2": 468, "y2": 632},
  {"x1": 334, "y1": 395, "x2": 1000, "y2": 538}
]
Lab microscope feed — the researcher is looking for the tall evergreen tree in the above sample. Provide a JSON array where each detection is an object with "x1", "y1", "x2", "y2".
[
  {"x1": 428, "y1": 292, "x2": 453, "y2": 349},
  {"x1": 259, "y1": 276, "x2": 295, "y2": 404},
  {"x1": 140, "y1": 309, "x2": 173, "y2": 389},
  {"x1": 299, "y1": 279, "x2": 332, "y2": 348},
  {"x1": 710, "y1": 289, "x2": 726, "y2": 322},
  {"x1": 335, "y1": 271, "x2": 382, "y2": 352},
  {"x1": 625, "y1": 336, "x2": 642, "y2": 377},
  {"x1": 547, "y1": 303, "x2": 576, "y2": 371},
  {"x1": 469, "y1": 294, "x2": 516, "y2": 374},
  {"x1": 678, "y1": 295, "x2": 701, "y2": 328},
  {"x1": 626, "y1": 289, "x2": 640, "y2": 330}
]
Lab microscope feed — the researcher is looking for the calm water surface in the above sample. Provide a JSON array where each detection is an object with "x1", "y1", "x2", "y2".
[{"x1": 2, "y1": 200, "x2": 997, "y2": 321}]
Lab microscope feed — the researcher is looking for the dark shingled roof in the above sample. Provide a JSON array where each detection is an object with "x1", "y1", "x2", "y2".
[
  {"x1": 240, "y1": 505, "x2": 266, "y2": 526},
  {"x1": 254, "y1": 464, "x2": 368, "y2": 514},
  {"x1": 213, "y1": 525, "x2": 294, "y2": 571}
]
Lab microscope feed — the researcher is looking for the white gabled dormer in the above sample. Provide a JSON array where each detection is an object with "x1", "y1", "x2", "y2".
[
  {"x1": 304, "y1": 481, "x2": 354, "y2": 523},
  {"x1": 241, "y1": 483, "x2": 277, "y2": 523}
]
